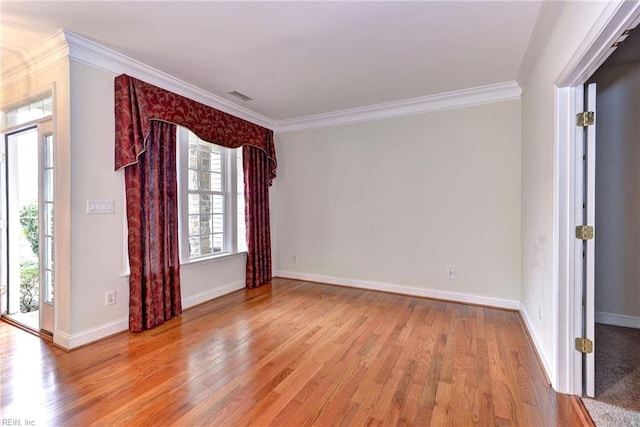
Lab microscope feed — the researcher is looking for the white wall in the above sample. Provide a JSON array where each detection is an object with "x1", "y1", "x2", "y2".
[
  {"x1": 520, "y1": 1, "x2": 609, "y2": 382},
  {"x1": 69, "y1": 62, "x2": 128, "y2": 334},
  {"x1": 591, "y1": 59, "x2": 640, "y2": 325},
  {"x1": 274, "y1": 101, "x2": 521, "y2": 306}
]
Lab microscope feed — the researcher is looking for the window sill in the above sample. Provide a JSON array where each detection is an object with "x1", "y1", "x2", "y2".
[
  {"x1": 180, "y1": 251, "x2": 247, "y2": 270},
  {"x1": 122, "y1": 251, "x2": 246, "y2": 277}
]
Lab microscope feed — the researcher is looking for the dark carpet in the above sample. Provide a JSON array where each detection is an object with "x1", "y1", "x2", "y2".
[{"x1": 595, "y1": 323, "x2": 640, "y2": 412}]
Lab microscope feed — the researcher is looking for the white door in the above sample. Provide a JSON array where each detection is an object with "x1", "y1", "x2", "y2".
[
  {"x1": 576, "y1": 83, "x2": 597, "y2": 397},
  {"x1": 2, "y1": 120, "x2": 54, "y2": 334}
]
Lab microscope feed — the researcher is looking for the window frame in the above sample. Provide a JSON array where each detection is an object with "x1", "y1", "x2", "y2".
[{"x1": 177, "y1": 127, "x2": 244, "y2": 264}]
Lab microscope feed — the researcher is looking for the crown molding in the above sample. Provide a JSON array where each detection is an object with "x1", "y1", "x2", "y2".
[
  {"x1": 63, "y1": 30, "x2": 275, "y2": 129},
  {"x1": 1, "y1": 30, "x2": 70, "y2": 89},
  {"x1": 275, "y1": 81, "x2": 522, "y2": 133},
  {"x1": 3, "y1": 29, "x2": 523, "y2": 135}
]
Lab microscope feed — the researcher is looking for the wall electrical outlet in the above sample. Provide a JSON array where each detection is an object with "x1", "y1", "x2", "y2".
[
  {"x1": 105, "y1": 290, "x2": 116, "y2": 306},
  {"x1": 447, "y1": 266, "x2": 455, "y2": 279},
  {"x1": 292, "y1": 255, "x2": 299, "y2": 264}
]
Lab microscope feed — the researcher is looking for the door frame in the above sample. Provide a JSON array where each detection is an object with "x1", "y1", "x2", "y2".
[
  {"x1": 37, "y1": 119, "x2": 54, "y2": 334},
  {"x1": 553, "y1": 1, "x2": 640, "y2": 395}
]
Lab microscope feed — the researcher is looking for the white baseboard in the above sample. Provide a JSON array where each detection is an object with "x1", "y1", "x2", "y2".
[
  {"x1": 519, "y1": 305, "x2": 554, "y2": 384},
  {"x1": 274, "y1": 270, "x2": 520, "y2": 310},
  {"x1": 182, "y1": 281, "x2": 245, "y2": 309},
  {"x1": 595, "y1": 311, "x2": 640, "y2": 329},
  {"x1": 54, "y1": 317, "x2": 128, "y2": 350},
  {"x1": 53, "y1": 282, "x2": 244, "y2": 350}
]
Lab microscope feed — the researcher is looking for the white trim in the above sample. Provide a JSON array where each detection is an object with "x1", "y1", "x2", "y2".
[
  {"x1": 595, "y1": 311, "x2": 640, "y2": 329},
  {"x1": 275, "y1": 81, "x2": 522, "y2": 133},
  {"x1": 52, "y1": 280, "x2": 244, "y2": 349},
  {"x1": 180, "y1": 250, "x2": 247, "y2": 270},
  {"x1": 62, "y1": 31, "x2": 274, "y2": 130},
  {"x1": 53, "y1": 317, "x2": 128, "y2": 350},
  {"x1": 554, "y1": 85, "x2": 581, "y2": 395},
  {"x1": 520, "y1": 304, "x2": 554, "y2": 384},
  {"x1": 182, "y1": 281, "x2": 244, "y2": 309},
  {"x1": 4, "y1": 29, "x2": 523, "y2": 135},
  {"x1": 274, "y1": 270, "x2": 520, "y2": 310},
  {"x1": 1, "y1": 29, "x2": 272, "y2": 129}
]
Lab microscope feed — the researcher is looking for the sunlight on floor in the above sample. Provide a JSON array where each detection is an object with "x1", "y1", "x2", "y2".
[{"x1": 7, "y1": 310, "x2": 39, "y2": 331}]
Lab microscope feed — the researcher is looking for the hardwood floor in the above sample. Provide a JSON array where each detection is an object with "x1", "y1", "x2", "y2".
[{"x1": 1, "y1": 278, "x2": 592, "y2": 426}]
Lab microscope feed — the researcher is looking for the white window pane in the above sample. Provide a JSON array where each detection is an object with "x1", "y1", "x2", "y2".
[
  {"x1": 210, "y1": 152, "x2": 222, "y2": 172},
  {"x1": 237, "y1": 194, "x2": 246, "y2": 252},
  {"x1": 189, "y1": 237, "x2": 201, "y2": 256},
  {"x1": 46, "y1": 236, "x2": 54, "y2": 269},
  {"x1": 188, "y1": 170, "x2": 198, "y2": 191},
  {"x1": 213, "y1": 234, "x2": 223, "y2": 253},
  {"x1": 200, "y1": 194, "x2": 211, "y2": 214},
  {"x1": 198, "y1": 148, "x2": 210, "y2": 170},
  {"x1": 200, "y1": 215, "x2": 212, "y2": 235},
  {"x1": 45, "y1": 135, "x2": 54, "y2": 168},
  {"x1": 211, "y1": 172, "x2": 222, "y2": 192},
  {"x1": 213, "y1": 214, "x2": 223, "y2": 233},
  {"x1": 181, "y1": 127, "x2": 235, "y2": 260},
  {"x1": 3, "y1": 96, "x2": 52, "y2": 127},
  {"x1": 188, "y1": 194, "x2": 199, "y2": 215},
  {"x1": 44, "y1": 270, "x2": 54, "y2": 304},
  {"x1": 44, "y1": 202, "x2": 53, "y2": 235},
  {"x1": 43, "y1": 97, "x2": 53, "y2": 115},
  {"x1": 44, "y1": 169, "x2": 53, "y2": 201},
  {"x1": 200, "y1": 236, "x2": 213, "y2": 255},
  {"x1": 212, "y1": 195, "x2": 223, "y2": 214},
  {"x1": 188, "y1": 148, "x2": 198, "y2": 169},
  {"x1": 189, "y1": 215, "x2": 200, "y2": 236},
  {"x1": 198, "y1": 170, "x2": 211, "y2": 191}
]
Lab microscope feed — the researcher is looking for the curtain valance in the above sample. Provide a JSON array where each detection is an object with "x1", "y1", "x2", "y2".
[{"x1": 114, "y1": 74, "x2": 276, "y2": 183}]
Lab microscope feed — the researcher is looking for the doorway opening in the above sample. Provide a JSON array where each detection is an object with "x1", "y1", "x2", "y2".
[
  {"x1": 1, "y1": 96, "x2": 55, "y2": 334},
  {"x1": 584, "y1": 24, "x2": 640, "y2": 413},
  {"x1": 553, "y1": 0, "x2": 640, "y2": 405}
]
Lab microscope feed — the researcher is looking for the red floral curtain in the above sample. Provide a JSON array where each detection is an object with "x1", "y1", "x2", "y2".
[
  {"x1": 115, "y1": 74, "x2": 276, "y2": 330},
  {"x1": 114, "y1": 74, "x2": 276, "y2": 181},
  {"x1": 125, "y1": 121, "x2": 181, "y2": 332},
  {"x1": 244, "y1": 143, "x2": 273, "y2": 288}
]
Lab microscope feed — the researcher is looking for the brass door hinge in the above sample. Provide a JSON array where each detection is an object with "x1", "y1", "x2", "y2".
[
  {"x1": 577, "y1": 111, "x2": 595, "y2": 126},
  {"x1": 575, "y1": 225, "x2": 594, "y2": 240},
  {"x1": 575, "y1": 337, "x2": 593, "y2": 354}
]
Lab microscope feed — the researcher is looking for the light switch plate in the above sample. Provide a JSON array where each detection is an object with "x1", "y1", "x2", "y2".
[{"x1": 87, "y1": 199, "x2": 114, "y2": 214}]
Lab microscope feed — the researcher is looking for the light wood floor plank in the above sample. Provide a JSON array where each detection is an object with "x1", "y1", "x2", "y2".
[{"x1": 1, "y1": 278, "x2": 592, "y2": 426}]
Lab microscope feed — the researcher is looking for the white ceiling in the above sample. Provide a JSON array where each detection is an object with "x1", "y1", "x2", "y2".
[{"x1": 1, "y1": 1, "x2": 543, "y2": 122}]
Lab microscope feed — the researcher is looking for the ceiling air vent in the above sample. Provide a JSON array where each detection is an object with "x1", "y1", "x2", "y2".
[{"x1": 228, "y1": 91, "x2": 253, "y2": 102}]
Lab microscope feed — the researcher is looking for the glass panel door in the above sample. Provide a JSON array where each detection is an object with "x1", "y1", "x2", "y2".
[
  {"x1": 4, "y1": 127, "x2": 40, "y2": 330},
  {"x1": 1, "y1": 120, "x2": 54, "y2": 333}
]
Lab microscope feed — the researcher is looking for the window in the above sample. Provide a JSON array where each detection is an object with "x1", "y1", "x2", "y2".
[
  {"x1": 1, "y1": 96, "x2": 53, "y2": 128},
  {"x1": 43, "y1": 133, "x2": 54, "y2": 303},
  {"x1": 177, "y1": 127, "x2": 245, "y2": 262}
]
